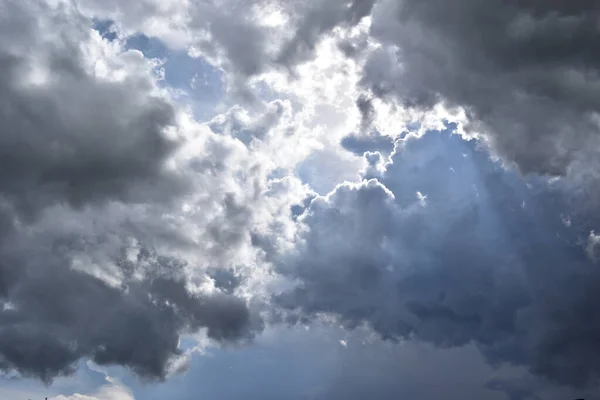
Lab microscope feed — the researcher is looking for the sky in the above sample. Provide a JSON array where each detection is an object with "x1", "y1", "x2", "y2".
[{"x1": 1, "y1": 0, "x2": 600, "y2": 399}]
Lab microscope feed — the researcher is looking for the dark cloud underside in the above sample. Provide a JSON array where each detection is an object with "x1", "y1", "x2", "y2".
[{"x1": 362, "y1": 0, "x2": 600, "y2": 175}]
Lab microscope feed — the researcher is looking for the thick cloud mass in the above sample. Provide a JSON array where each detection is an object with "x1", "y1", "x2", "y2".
[
  {"x1": 0, "y1": 212, "x2": 258, "y2": 383},
  {"x1": 0, "y1": 0, "x2": 186, "y2": 218},
  {"x1": 0, "y1": 0, "x2": 261, "y2": 382},
  {"x1": 5, "y1": 0, "x2": 600, "y2": 396},
  {"x1": 362, "y1": 0, "x2": 600, "y2": 175},
  {"x1": 63, "y1": 0, "x2": 600, "y2": 176},
  {"x1": 0, "y1": 201, "x2": 260, "y2": 382},
  {"x1": 76, "y1": 0, "x2": 600, "y2": 178},
  {"x1": 276, "y1": 125, "x2": 600, "y2": 387}
]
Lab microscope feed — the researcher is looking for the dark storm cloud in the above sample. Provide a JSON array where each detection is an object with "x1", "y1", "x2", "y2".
[
  {"x1": 0, "y1": 0, "x2": 261, "y2": 383},
  {"x1": 0, "y1": 0, "x2": 184, "y2": 219},
  {"x1": 275, "y1": 125, "x2": 600, "y2": 388},
  {"x1": 361, "y1": 0, "x2": 600, "y2": 175},
  {"x1": 0, "y1": 234, "x2": 259, "y2": 382}
]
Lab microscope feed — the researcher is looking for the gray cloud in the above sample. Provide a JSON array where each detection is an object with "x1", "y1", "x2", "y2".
[
  {"x1": 275, "y1": 0, "x2": 377, "y2": 68},
  {"x1": 0, "y1": 0, "x2": 261, "y2": 383},
  {"x1": 0, "y1": 218, "x2": 260, "y2": 383},
  {"x1": 0, "y1": 0, "x2": 186, "y2": 219},
  {"x1": 77, "y1": 0, "x2": 376, "y2": 98},
  {"x1": 275, "y1": 125, "x2": 600, "y2": 389},
  {"x1": 361, "y1": 0, "x2": 600, "y2": 176},
  {"x1": 74, "y1": 0, "x2": 600, "y2": 178},
  {"x1": 355, "y1": 94, "x2": 376, "y2": 132}
]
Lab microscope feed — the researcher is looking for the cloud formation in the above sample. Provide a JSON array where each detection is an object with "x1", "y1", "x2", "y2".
[
  {"x1": 77, "y1": 0, "x2": 600, "y2": 179},
  {"x1": 59, "y1": 0, "x2": 600, "y2": 180},
  {"x1": 276, "y1": 125, "x2": 600, "y2": 388},
  {"x1": 0, "y1": 0, "x2": 185, "y2": 218},
  {"x1": 4, "y1": 0, "x2": 600, "y2": 397},
  {"x1": 0, "y1": 205, "x2": 259, "y2": 382},
  {"x1": 0, "y1": 0, "x2": 269, "y2": 382},
  {"x1": 361, "y1": 0, "x2": 600, "y2": 175}
]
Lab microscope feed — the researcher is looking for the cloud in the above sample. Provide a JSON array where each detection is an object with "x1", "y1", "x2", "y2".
[
  {"x1": 5, "y1": 0, "x2": 600, "y2": 397},
  {"x1": 71, "y1": 0, "x2": 600, "y2": 180},
  {"x1": 0, "y1": 0, "x2": 186, "y2": 219},
  {"x1": 275, "y1": 124, "x2": 600, "y2": 388},
  {"x1": 360, "y1": 0, "x2": 600, "y2": 176},
  {"x1": 52, "y1": 364, "x2": 135, "y2": 400},
  {"x1": 73, "y1": 0, "x2": 376, "y2": 100},
  {"x1": 72, "y1": 0, "x2": 600, "y2": 180},
  {"x1": 0, "y1": 236, "x2": 258, "y2": 381},
  {"x1": 274, "y1": 0, "x2": 377, "y2": 68},
  {"x1": 0, "y1": 0, "x2": 279, "y2": 383},
  {"x1": 54, "y1": 385, "x2": 134, "y2": 400}
]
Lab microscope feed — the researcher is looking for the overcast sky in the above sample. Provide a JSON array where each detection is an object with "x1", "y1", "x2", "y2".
[{"x1": 2, "y1": 1, "x2": 600, "y2": 399}]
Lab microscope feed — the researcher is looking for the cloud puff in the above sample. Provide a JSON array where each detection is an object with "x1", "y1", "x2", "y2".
[
  {"x1": 54, "y1": 385, "x2": 134, "y2": 400},
  {"x1": 275, "y1": 125, "x2": 600, "y2": 387}
]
